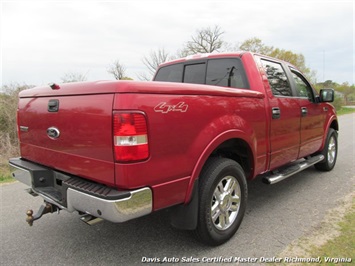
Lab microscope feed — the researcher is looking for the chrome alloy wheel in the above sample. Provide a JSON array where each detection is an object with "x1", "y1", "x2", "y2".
[
  {"x1": 327, "y1": 136, "x2": 336, "y2": 164},
  {"x1": 211, "y1": 175, "x2": 241, "y2": 230}
]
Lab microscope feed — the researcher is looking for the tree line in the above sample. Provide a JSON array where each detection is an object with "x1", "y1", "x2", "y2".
[{"x1": 115, "y1": 26, "x2": 316, "y2": 82}]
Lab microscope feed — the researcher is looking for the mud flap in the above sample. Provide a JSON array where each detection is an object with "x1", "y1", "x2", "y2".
[{"x1": 170, "y1": 180, "x2": 198, "y2": 230}]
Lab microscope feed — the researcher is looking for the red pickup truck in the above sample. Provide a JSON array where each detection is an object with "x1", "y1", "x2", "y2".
[{"x1": 10, "y1": 52, "x2": 338, "y2": 246}]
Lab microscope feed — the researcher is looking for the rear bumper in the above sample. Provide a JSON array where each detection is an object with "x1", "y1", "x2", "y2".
[{"x1": 9, "y1": 157, "x2": 152, "y2": 223}]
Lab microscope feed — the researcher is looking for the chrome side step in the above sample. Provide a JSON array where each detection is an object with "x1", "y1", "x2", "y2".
[{"x1": 263, "y1": 154, "x2": 325, "y2": 185}]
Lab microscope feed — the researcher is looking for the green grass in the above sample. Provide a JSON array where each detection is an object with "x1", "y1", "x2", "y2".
[
  {"x1": 0, "y1": 173, "x2": 15, "y2": 183},
  {"x1": 298, "y1": 197, "x2": 355, "y2": 266},
  {"x1": 271, "y1": 196, "x2": 355, "y2": 266},
  {"x1": 0, "y1": 166, "x2": 15, "y2": 183},
  {"x1": 337, "y1": 106, "x2": 355, "y2": 116},
  {"x1": 304, "y1": 198, "x2": 355, "y2": 265}
]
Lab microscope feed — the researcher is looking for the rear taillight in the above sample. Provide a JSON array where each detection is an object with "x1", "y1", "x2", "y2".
[{"x1": 113, "y1": 112, "x2": 149, "y2": 162}]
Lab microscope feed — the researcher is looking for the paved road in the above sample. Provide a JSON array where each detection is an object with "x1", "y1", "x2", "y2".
[{"x1": 1, "y1": 114, "x2": 354, "y2": 265}]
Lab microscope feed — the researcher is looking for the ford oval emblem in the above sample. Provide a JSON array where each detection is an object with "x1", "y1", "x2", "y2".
[{"x1": 47, "y1": 127, "x2": 60, "y2": 139}]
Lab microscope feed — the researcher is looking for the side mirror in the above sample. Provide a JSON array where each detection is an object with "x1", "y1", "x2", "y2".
[{"x1": 319, "y1": 89, "x2": 334, "y2": 102}]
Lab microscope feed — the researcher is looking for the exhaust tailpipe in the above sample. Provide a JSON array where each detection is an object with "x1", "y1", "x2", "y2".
[{"x1": 80, "y1": 214, "x2": 103, "y2": 225}]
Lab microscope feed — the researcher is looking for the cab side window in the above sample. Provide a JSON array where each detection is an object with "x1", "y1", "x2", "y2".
[
  {"x1": 261, "y1": 59, "x2": 292, "y2": 96},
  {"x1": 290, "y1": 70, "x2": 314, "y2": 102},
  {"x1": 154, "y1": 63, "x2": 183, "y2": 82}
]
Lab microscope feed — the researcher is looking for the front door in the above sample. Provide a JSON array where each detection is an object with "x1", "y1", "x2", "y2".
[{"x1": 289, "y1": 69, "x2": 325, "y2": 157}]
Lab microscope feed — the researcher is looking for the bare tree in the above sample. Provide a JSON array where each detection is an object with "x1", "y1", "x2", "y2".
[
  {"x1": 182, "y1": 25, "x2": 225, "y2": 55},
  {"x1": 107, "y1": 60, "x2": 126, "y2": 80},
  {"x1": 142, "y1": 48, "x2": 170, "y2": 77},
  {"x1": 136, "y1": 72, "x2": 151, "y2": 81},
  {"x1": 61, "y1": 71, "x2": 87, "y2": 83},
  {"x1": 139, "y1": 26, "x2": 225, "y2": 80}
]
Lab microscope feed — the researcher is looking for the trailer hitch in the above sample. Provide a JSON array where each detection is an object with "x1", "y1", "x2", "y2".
[{"x1": 26, "y1": 203, "x2": 59, "y2": 226}]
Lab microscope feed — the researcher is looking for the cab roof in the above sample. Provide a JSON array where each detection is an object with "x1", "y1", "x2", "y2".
[{"x1": 158, "y1": 51, "x2": 248, "y2": 68}]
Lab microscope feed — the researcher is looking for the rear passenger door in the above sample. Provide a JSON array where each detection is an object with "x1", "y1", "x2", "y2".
[{"x1": 260, "y1": 59, "x2": 301, "y2": 170}]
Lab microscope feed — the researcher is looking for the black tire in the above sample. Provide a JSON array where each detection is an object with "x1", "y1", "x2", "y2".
[
  {"x1": 195, "y1": 157, "x2": 247, "y2": 246},
  {"x1": 314, "y1": 128, "x2": 338, "y2": 171}
]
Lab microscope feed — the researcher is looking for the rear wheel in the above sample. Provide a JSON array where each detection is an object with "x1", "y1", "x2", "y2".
[
  {"x1": 195, "y1": 158, "x2": 247, "y2": 246},
  {"x1": 315, "y1": 128, "x2": 338, "y2": 171}
]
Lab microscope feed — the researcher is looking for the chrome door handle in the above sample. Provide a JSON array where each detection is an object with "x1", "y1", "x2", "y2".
[
  {"x1": 272, "y1": 107, "x2": 280, "y2": 119},
  {"x1": 301, "y1": 107, "x2": 308, "y2": 117}
]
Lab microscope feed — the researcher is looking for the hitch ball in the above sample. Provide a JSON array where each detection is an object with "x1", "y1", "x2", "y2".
[
  {"x1": 25, "y1": 203, "x2": 58, "y2": 226},
  {"x1": 26, "y1": 210, "x2": 34, "y2": 226}
]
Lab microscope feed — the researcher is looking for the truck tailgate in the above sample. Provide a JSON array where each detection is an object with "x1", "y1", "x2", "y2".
[{"x1": 18, "y1": 87, "x2": 115, "y2": 186}]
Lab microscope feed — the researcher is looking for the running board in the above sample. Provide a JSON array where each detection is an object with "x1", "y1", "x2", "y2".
[{"x1": 262, "y1": 154, "x2": 325, "y2": 185}]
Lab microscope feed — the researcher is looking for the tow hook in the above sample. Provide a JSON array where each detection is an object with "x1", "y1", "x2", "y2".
[{"x1": 26, "y1": 203, "x2": 59, "y2": 226}]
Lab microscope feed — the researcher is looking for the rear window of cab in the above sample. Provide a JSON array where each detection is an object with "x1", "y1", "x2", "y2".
[{"x1": 154, "y1": 58, "x2": 249, "y2": 89}]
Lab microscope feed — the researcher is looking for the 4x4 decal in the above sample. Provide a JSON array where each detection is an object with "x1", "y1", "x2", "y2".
[{"x1": 154, "y1": 102, "x2": 188, "y2": 113}]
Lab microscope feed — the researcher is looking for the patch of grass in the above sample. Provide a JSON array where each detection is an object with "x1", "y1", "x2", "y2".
[
  {"x1": 272, "y1": 194, "x2": 354, "y2": 266},
  {"x1": 0, "y1": 166, "x2": 15, "y2": 183},
  {"x1": 337, "y1": 107, "x2": 355, "y2": 116},
  {"x1": 305, "y1": 199, "x2": 355, "y2": 265},
  {"x1": 0, "y1": 173, "x2": 15, "y2": 183}
]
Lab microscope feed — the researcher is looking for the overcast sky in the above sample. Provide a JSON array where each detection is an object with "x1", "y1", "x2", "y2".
[{"x1": 1, "y1": 0, "x2": 354, "y2": 88}]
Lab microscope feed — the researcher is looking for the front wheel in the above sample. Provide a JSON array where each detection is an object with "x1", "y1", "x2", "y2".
[
  {"x1": 195, "y1": 158, "x2": 247, "y2": 246},
  {"x1": 315, "y1": 128, "x2": 338, "y2": 171}
]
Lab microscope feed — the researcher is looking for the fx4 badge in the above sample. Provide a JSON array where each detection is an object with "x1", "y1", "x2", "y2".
[{"x1": 154, "y1": 102, "x2": 188, "y2": 114}]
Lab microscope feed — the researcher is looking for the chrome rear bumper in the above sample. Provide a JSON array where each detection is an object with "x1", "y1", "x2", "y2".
[
  {"x1": 9, "y1": 157, "x2": 152, "y2": 223},
  {"x1": 66, "y1": 187, "x2": 152, "y2": 223}
]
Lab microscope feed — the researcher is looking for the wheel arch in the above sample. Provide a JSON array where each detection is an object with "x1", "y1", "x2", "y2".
[
  {"x1": 319, "y1": 117, "x2": 339, "y2": 151},
  {"x1": 330, "y1": 118, "x2": 339, "y2": 131},
  {"x1": 184, "y1": 130, "x2": 255, "y2": 203}
]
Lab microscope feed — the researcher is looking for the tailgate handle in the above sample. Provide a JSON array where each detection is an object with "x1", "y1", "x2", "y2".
[{"x1": 48, "y1": 99, "x2": 59, "y2": 112}]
